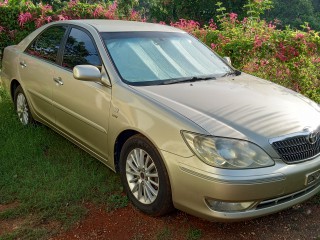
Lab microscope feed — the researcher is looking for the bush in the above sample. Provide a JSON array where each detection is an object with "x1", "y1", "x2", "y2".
[
  {"x1": 0, "y1": 0, "x2": 144, "y2": 59},
  {"x1": 0, "y1": 0, "x2": 319, "y2": 103},
  {"x1": 166, "y1": 7, "x2": 320, "y2": 103},
  {"x1": 203, "y1": 17, "x2": 320, "y2": 103}
]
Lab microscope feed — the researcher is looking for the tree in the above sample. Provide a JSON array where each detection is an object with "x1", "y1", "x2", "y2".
[
  {"x1": 143, "y1": 0, "x2": 248, "y2": 23},
  {"x1": 265, "y1": 0, "x2": 320, "y2": 30}
]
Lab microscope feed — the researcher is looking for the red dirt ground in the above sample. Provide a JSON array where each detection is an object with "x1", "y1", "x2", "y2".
[{"x1": 50, "y1": 198, "x2": 320, "y2": 240}]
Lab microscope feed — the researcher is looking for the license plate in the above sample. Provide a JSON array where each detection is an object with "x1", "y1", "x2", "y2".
[{"x1": 305, "y1": 169, "x2": 320, "y2": 186}]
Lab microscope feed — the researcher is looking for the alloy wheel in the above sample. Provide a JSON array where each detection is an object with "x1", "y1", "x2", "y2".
[
  {"x1": 125, "y1": 148, "x2": 159, "y2": 204},
  {"x1": 16, "y1": 93, "x2": 29, "y2": 125}
]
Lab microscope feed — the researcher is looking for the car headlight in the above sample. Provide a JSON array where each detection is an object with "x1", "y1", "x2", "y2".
[{"x1": 181, "y1": 131, "x2": 274, "y2": 169}]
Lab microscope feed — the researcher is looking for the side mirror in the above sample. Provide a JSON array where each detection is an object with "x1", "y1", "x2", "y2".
[
  {"x1": 73, "y1": 65, "x2": 102, "y2": 82},
  {"x1": 223, "y1": 56, "x2": 232, "y2": 65}
]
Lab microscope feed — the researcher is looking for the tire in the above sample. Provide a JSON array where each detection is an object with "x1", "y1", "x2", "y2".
[
  {"x1": 119, "y1": 134, "x2": 174, "y2": 216},
  {"x1": 14, "y1": 85, "x2": 34, "y2": 125}
]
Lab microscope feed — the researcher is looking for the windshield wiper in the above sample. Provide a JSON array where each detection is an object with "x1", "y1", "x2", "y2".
[
  {"x1": 162, "y1": 75, "x2": 216, "y2": 85},
  {"x1": 221, "y1": 69, "x2": 242, "y2": 77}
]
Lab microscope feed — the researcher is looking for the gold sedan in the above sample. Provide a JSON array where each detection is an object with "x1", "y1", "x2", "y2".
[{"x1": 1, "y1": 20, "x2": 320, "y2": 221}]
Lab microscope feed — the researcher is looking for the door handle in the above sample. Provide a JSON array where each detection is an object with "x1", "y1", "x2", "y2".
[
  {"x1": 19, "y1": 61, "x2": 27, "y2": 68},
  {"x1": 53, "y1": 77, "x2": 64, "y2": 85}
]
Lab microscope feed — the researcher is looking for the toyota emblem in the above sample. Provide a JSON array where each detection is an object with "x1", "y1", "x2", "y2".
[{"x1": 307, "y1": 131, "x2": 319, "y2": 145}]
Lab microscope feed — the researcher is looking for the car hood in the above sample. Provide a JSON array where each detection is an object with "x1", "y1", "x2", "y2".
[{"x1": 132, "y1": 73, "x2": 320, "y2": 157}]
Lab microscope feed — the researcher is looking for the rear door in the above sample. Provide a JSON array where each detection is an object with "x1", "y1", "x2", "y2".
[
  {"x1": 19, "y1": 25, "x2": 67, "y2": 124},
  {"x1": 52, "y1": 27, "x2": 111, "y2": 160}
]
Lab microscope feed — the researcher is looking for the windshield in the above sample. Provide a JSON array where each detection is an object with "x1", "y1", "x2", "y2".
[{"x1": 101, "y1": 31, "x2": 232, "y2": 86}]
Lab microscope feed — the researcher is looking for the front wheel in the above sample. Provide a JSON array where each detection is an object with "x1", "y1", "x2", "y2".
[
  {"x1": 119, "y1": 134, "x2": 174, "y2": 216},
  {"x1": 14, "y1": 86, "x2": 34, "y2": 125}
]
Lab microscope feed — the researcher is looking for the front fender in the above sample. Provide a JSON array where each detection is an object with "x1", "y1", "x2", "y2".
[{"x1": 107, "y1": 82, "x2": 208, "y2": 170}]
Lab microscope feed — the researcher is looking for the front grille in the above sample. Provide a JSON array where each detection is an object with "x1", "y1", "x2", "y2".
[{"x1": 271, "y1": 134, "x2": 320, "y2": 163}]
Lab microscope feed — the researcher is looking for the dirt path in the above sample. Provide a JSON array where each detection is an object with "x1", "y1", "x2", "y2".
[{"x1": 50, "y1": 199, "x2": 320, "y2": 240}]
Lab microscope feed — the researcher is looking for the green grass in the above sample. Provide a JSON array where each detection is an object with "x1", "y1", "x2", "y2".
[
  {"x1": 186, "y1": 228, "x2": 202, "y2": 240},
  {"x1": 0, "y1": 86, "x2": 123, "y2": 239},
  {"x1": 156, "y1": 227, "x2": 172, "y2": 240},
  {"x1": 106, "y1": 193, "x2": 128, "y2": 212},
  {"x1": 0, "y1": 228, "x2": 49, "y2": 240}
]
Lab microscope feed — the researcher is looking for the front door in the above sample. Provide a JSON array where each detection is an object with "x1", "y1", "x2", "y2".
[{"x1": 52, "y1": 27, "x2": 111, "y2": 161}]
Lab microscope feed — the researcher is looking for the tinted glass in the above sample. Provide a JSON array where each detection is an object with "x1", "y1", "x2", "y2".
[
  {"x1": 102, "y1": 32, "x2": 231, "y2": 86},
  {"x1": 26, "y1": 26, "x2": 67, "y2": 63},
  {"x1": 62, "y1": 28, "x2": 101, "y2": 70}
]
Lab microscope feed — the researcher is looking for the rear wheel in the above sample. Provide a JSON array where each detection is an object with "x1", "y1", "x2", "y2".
[
  {"x1": 119, "y1": 134, "x2": 174, "y2": 216},
  {"x1": 14, "y1": 86, "x2": 34, "y2": 125}
]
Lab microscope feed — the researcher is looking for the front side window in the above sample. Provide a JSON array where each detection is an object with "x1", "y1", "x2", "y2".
[
  {"x1": 101, "y1": 32, "x2": 231, "y2": 86},
  {"x1": 26, "y1": 26, "x2": 67, "y2": 63},
  {"x1": 62, "y1": 28, "x2": 101, "y2": 70}
]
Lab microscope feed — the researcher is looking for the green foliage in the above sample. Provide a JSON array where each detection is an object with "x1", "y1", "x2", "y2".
[
  {"x1": 215, "y1": 1, "x2": 227, "y2": 22},
  {"x1": 0, "y1": 5, "x2": 28, "y2": 54},
  {"x1": 0, "y1": 0, "x2": 319, "y2": 103},
  {"x1": 0, "y1": 0, "x2": 144, "y2": 60},
  {"x1": 157, "y1": 227, "x2": 172, "y2": 240},
  {"x1": 244, "y1": 0, "x2": 273, "y2": 20},
  {"x1": 265, "y1": 0, "x2": 320, "y2": 31},
  {"x1": 147, "y1": 0, "x2": 220, "y2": 23},
  {"x1": 0, "y1": 227, "x2": 49, "y2": 240},
  {"x1": 186, "y1": 228, "x2": 202, "y2": 240},
  {"x1": 106, "y1": 193, "x2": 128, "y2": 211},
  {"x1": 199, "y1": 2, "x2": 320, "y2": 103},
  {"x1": 145, "y1": 0, "x2": 320, "y2": 31}
]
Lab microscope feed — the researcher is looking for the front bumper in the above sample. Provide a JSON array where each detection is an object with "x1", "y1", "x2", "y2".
[{"x1": 161, "y1": 151, "x2": 320, "y2": 221}]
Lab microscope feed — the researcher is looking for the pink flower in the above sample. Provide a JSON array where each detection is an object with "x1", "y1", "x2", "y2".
[
  {"x1": 211, "y1": 43, "x2": 217, "y2": 50},
  {"x1": 159, "y1": 21, "x2": 166, "y2": 25},
  {"x1": 268, "y1": 22, "x2": 276, "y2": 29},
  {"x1": 57, "y1": 14, "x2": 71, "y2": 21},
  {"x1": 57, "y1": 14, "x2": 66, "y2": 21},
  {"x1": 93, "y1": 5, "x2": 104, "y2": 18},
  {"x1": 46, "y1": 16, "x2": 52, "y2": 23},
  {"x1": 208, "y1": 19, "x2": 217, "y2": 30},
  {"x1": 229, "y1": 13, "x2": 238, "y2": 23},
  {"x1": 40, "y1": 4, "x2": 52, "y2": 14},
  {"x1": 275, "y1": 52, "x2": 287, "y2": 62},
  {"x1": 170, "y1": 19, "x2": 200, "y2": 33},
  {"x1": 129, "y1": 10, "x2": 138, "y2": 20},
  {"x1": 105, "y1": 1, "x2": 118, "y2": 19},
  {"x1": 0, "y1": 25, "x2": 4, "y2": 32},
  {"x1": 254, "y1": 36, "x2": 263, "y2": 48},
  {"x1": 68, "y1": 0, "x2": 78, "y2": 8},
  {"x1": 285, "y1": 68, "x2": 290, "y2": 75},
  {"x1": 109, "y1": 1, "x2": 117, "y2": 11},
  {"x1": 260, "y1": 59, "x2": 269, "y2": 66},
  {"x1": 35, "y1": 18, "x2": 45, "y2": 28},
  {"x1": 295, "y1": 33, "x2": 305, "y2": 39},
  {"x1": 0, "y1": 0, "x2": 8, "y2": 6},
  {"x1": 18, "y1": 12, "x2": 33, "y2": 27},
  {"x1": 242, "y1": 17, "x2": 248, "y2": 24},
  {"x1": 312, "y1": 58, "x2": 320, "y2": 63}
]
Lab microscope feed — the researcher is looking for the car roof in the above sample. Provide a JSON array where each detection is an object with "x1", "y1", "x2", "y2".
[{"x1": 64, "y1": 20, "x2": 184, "y2": 33}]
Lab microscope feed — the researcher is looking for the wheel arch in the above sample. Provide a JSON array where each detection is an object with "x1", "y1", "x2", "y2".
[
  {"x1": 10, "y1": 79, "x2": 21, "y2": 101},
  {"x1": 113, "y1": 129, "x2": 141, "y2": 172},
  {"x1": 113, "y1": 129, "x2": 164, "y2": 173}
]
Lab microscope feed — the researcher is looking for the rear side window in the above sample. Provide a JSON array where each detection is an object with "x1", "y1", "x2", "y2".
[
  {"x1": 26, "y1": 26, "x2": 67, "y2": 63},
  {"x1": 62, "y1": 28, "x2": 101, "y2": 70}
]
